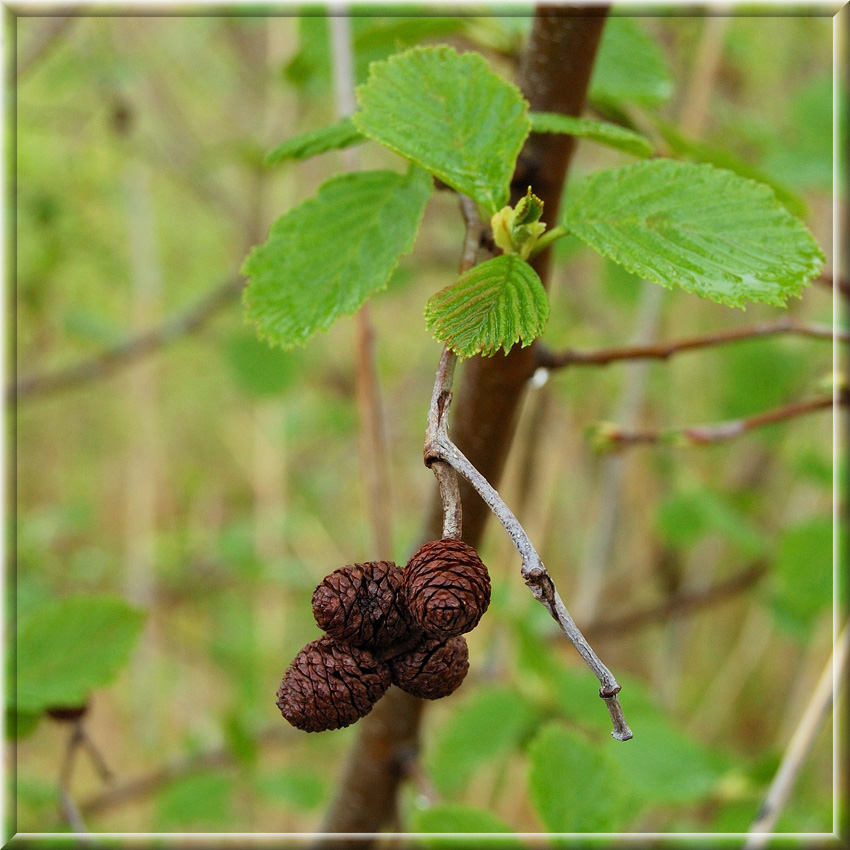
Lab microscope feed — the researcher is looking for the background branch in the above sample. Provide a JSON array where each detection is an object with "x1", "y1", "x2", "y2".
[
  {"x1": 536, "y1": 318, "x2": 843, "y2": 370},
  {"x1": 11, "y1": 275, "x2": 243, "y2": 403},
  {"x1": 745, "y1": 620, "x2": 849, "y2": 847},
  {"x1": 583, "y1": 562, "x2": 767, "y2": 640},
  {"x1": 595, "y1": 392, "x2": 843, "y2": 450}
]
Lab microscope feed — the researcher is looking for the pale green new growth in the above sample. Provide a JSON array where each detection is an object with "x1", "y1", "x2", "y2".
[
  {"x1": 16, "y1": 596, "x2": 146, "y2": 714},
  {"x1": 353, "y1": 45, "x2": 530, "y2": 213},
  {"x1": 529, "y1": 111, "x2": 654, "y2": 158},
  {"x1": 561, "y1": 160, "x2": 824, "y2": 309},
  {"x1": 265, "y1": 118, "x2": 365, "y2": 166},
  {"x1": 242, "y1": 165, "x2": 433, "y2": 348},
  {"x1": 425, "y1": 255, "x2": 549, "y2": 357}
]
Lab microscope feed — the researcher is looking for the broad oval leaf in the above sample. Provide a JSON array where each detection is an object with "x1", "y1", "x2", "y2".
[
  {"x1": 425, "y1": 685, "x2": 540, "y2": 796},
  {"x1": 16, "y1": 595, "x2": 146, "y2": 714},
  {"x1": 354, "y1": 46, "x2": 529, "y2": 213},
  {"x1": 529, "y1": 111, "x2": 653, "y2": 158},
  {"x1": 425, "y1": 254, "x2": 549, "y2": 358},
  {"x1": 527, "y1": 722, "x2": 632, "y2": 832},
  {"x1": 562, "y1": 160, "x2": 824, "y2": 308},
  {"x1": 265, "y1": 118, "x2": 365, "y2": 166},
  {"x1": 590, "y1": 17, "x2": 673, "y2": 108},
  {"x1": 242, "y1": 165, "x2": 433, "y2": 348}
]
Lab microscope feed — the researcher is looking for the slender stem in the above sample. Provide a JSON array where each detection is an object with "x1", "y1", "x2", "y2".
[
  {"x1": 536, "y1": 318, "x2": 844, "y2": 370},
  {"x1": 330, "y1": 12, "x2": 394, "y2": 558},
  {"x1": 423, "y1": 195, "x2": 485, "y2": 541},
  {"x1": 425, "y1": 344, "x2": 632, "y2": 741},
  {"x1": 745, "y1": 620, "x2": 849, "y2": 847},
  {"x1": 527, "y1": 224, "x2": 569, "y2": 258},
  {"x1": 595, "y1": 392, "x2": 844, "y2": 450}
]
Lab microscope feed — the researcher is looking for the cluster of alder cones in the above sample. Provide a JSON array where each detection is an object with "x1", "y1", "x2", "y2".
[{"x1": 276, "y1": 538, "x2": 491, "y2": 732}]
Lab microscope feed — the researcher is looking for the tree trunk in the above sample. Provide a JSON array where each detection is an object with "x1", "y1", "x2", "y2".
[{"x1": 315, "y1": 8, "x2": 609, "y2": 843}]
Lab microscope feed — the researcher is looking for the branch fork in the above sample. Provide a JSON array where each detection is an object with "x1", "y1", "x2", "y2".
[{"x1": 423, "y1": 197, "x2": 633, "y2": 741}]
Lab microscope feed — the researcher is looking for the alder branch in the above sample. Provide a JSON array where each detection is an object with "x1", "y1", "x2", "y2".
[
  {"x1": 582, "y1": 562, "x2": 766, "y2": 640},
  {"x1": 593, "y1": 392, "x2": 845, "y2": 451},
  {"x1": 11, "y1": 275, "x2": 243, "y2": 403},
  {"x1": 536, "y1": 318, "x2": 844, "y2": 371},
  {"x1": 424, "y1": 195, "x2": 484, "y2": 541},
  {"x1": 425, "y1": 344, "x2": 632, "y2": 741},
  {"x1": 745, "y1": 620, "x2": 849, "y2": 848}
]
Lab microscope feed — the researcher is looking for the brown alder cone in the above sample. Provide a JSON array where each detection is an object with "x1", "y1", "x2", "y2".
[
  {"x1": 276, "y1": 637, "x2": 391, "y2": 732},
  {"x1": 402, "y1": 538, "x2": 491, "y2": 639},
  {"x1": 312, "y1": 560, "x2": 412, "y2": 649},
  {"x1": 389, "y1": 635, "x2": 469, "y2": 700}
]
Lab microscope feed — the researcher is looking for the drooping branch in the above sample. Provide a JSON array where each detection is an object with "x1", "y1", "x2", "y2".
[
  {"x1": 593, "y1": 391, "x2": 845, "y2": 450},
  {"x1": 425, "y1": 343, "x2": 632, "y2": 740},
  {"x1": 11, "y1": 275, "x2": 243, "y2": 403},
  {"x1": 536, "y1": 318, "x2": 844, "y2": 370}
]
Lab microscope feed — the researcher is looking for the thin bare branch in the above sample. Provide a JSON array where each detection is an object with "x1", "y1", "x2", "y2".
[
  {"x1": 330, "y1": 13, "x2": 394, "y2": 558},
  {"x1": 745, "y1": 620, "x2": 849, "y2": 848},
  {"x1": 425, "y1": 343, "x2": 632, "y2": 741},
  {"x1": 11, "y1": 275, "x2": 243, "y2": 403},
  {"x1": 583, "y1": 562, "x2": 767, "y2": 639},
  {"x1": 77, "y1": 725, "x2": 293, "y2": 821},
  {"x1": 423, "y1": 195, "x2": 484, "y2": 541},
  {"x1": 594, "y1": 392, "x2": 844, "y2": 451},
  {"x1": 537, "y1": 318, "x2": 844, "y2": 371}
]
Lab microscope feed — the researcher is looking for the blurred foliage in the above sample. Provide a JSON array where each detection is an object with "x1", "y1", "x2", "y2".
[{"x1": 10, "y1": 9, "x2": 837, "y2": 840}]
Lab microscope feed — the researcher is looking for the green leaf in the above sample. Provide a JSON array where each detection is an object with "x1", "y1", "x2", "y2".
[
  {"x1": 652, "y1": 116, "x2": 807, "y2": 217},
  {"x1": 254, "y1": 768, "x2": 327, "y2": 811},
  {"x1": 410, "y1": 805, "x2": 521, "y2": 847},
  {"x1": 243, "y1": 164, "x2": 432, "y2": 348},
  {"x1": 425, "y1": 255, "x2": 549, "y2": 358},
  {"x1": 426, "y1": 685, "x2": 540, "y2": 796},
  {"x1": 17, "y1": 595, "x2": 145, "y2": 714},
  {"x1": 590, "y1": 17, "x2": 673, "y2": 109},
  {"x1": 265, "y1": 118, "x2": 365, "y2": 166},
  {"x1": 224, "y1": 331, "x2": 302, "y2": 397},
  {"x1": 354, "y1": 46, "x2": 529, "y2": 212},
  {"x1": 607, "y1": 716, "x2": 725, "y2": 804},
  {"x1": 529, "y1": 111, "x2": 653, "y2": 158},
  {"x1": 561, "y1": 160, "x2": 824, "y2": 308},
  {"x1": 656, "y1": 490, "x2": 767, "y2": 557},
  {"x1": 527, "y1": 722, "x2": 632, "y2": 832},
  {"x1": 155, "y1": 771, "x2": 234, "y2": 829},
  {"x1": 770, "y1": 516, "x2": 833, "y2": 635}
]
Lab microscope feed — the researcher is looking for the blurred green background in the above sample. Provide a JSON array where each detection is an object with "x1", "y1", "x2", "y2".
[{"x1": 10, "y1": 8, "x2": 840, "y2": 840}]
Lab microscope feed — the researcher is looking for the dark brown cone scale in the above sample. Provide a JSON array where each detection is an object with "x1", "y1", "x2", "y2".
[
  {"x1": 402, "y1": 539, "x2": 491, "y2": 640},
  {"x1": 389, "y1": 635, "x2": 469, "y2": 700},
  {"x1": 312, "y1": 561, "x2": 411, "y2": 649},
  {"x1": 276, "y1": 637, "x2": 391, "y2": 732}
]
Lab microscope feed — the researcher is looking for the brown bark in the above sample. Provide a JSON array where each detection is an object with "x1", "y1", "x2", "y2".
[{"x1": 315, "y1": 8, "x2": 609, "y2": 844}]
